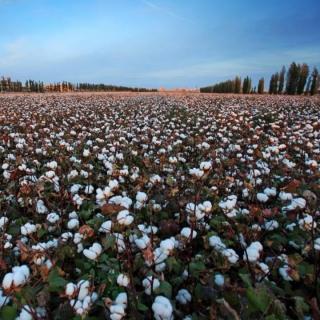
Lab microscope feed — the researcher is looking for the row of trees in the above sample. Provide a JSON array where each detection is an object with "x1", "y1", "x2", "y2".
[
  {"x1": 0, "y1": 77, "x2": 157, "y2": 93},
  {"x1": 200, "y1": 62, "x2": 319, "y2": 95}
]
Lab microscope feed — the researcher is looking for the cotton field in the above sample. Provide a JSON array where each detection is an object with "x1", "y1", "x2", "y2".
[{"x1": 0, "y1": 93, "x2": 320, "y2": 319}]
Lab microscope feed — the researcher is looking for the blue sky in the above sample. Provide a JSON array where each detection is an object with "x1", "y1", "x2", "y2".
[{"x1": 0, "y1": 0, "x2": 319, "y2": 88}]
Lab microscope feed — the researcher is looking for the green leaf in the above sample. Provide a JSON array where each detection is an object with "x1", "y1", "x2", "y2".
[
  {"x1": 48, "y1": 268, "x2": 67, "y2": 292},
  {"x1": 189, "y1": 261, "x2": 206, "y2": 278},
  {"x1": 239, "y1": 273, "x2": 252, "y2": 287},
  {"x1": 246, "y1": 286, "x2": 271, "y2": 313},
  {"x1": 0, "y1": 306, "x2": 17, "y2": 320},
  {"x1": 293, "y1": 296, "x2": 309, "y2": 320},
  {"x1": 156, "y1": 281, "x2": 172, "y2": 298},
  {"x1": 137, "y1": 302, "x2": 149, "y2": 312}
]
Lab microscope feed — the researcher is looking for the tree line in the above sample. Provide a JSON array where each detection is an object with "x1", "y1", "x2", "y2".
[
  {"x1": 200, "y1": 62, "x2": 319, "y2": 95},
  {"x1": 0, "y1": 77, "x2": 157, "y2": 93}
]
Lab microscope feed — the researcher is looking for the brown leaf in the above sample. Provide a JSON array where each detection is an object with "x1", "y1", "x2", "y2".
[
  {"x1": 143, "y1": 246, "x2": 154, "y2": 265},
  {"x1": 16, "y1": 240, "x2": 29, "y2": 262},
  {"x1": 282, "y1": 179, "x2": 301, "y2": 193},
  {"x1": 101, "y1": 204, "x2": 125, "y2": 215},
  {"x1": 79, "y1": 224, "x2": 95, "y2": 239}
]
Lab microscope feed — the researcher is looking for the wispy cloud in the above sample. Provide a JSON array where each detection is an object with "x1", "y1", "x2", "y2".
[{"x1": 140, "y1": 0, "x2": 194, "y2": 24}]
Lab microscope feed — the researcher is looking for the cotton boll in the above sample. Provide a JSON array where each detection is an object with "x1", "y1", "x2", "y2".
[
  {"x1": 136, "y1": 191, "x2": 148, "y2": 203},
  {"x1": 99, "y1": 220, "x2": 112, "y2": 233},
  {"x1": 0, "y1": 217, "x2": 8, "y2": 230},
  {"x1": 279, "y1": 192, "x2": 293, "y2": 201},
  {"x1": 142, "y1": 276, "x2": 160, "y2": 295},
  {"x1": 279, "y1": 266, "x2": 293, "y2": 281},
  {"x1": 65, "y1": 283, "x2": 77, "y2": 297},
  {"x1": 115, "y1": 292, "x2": 127, "y2": 307},
  {"x1": 152, "y1": 296, "x2": 173, "y2": 320},
  {"x1": 222, "y1": 248, "x2": 239, "y2": 264},
  {"x1": 244, "y1": 241, "x2": 263, "y2": 262},
  {"x1": 2, "y1": 272, "x2": 14, "y2": 289},
  {"x1": 291, "y1": 197, "x2": 306, "y2": 209},
  {"x1": 264, "y1": 187, "x2": 277, "y2": 197},
  {"x1": 160, "y1": 238, "x2": 175, "y2": 255},
  {"x1": 117, "y1": 210, "x2": 134, "y2": 226},
  {"x1": 135, "y1": 234, "x2": 150, "y2": 250},
  {"x1": 314, "y1": 238, "x2": 320, "y2": 251},
  {"x1": 176, "y1": 289, "x2": 192, "y2": 304},
  {"x1": 67, "y1": 218, "x2": 79, "y2": 230},
  {"x1": 117, "y1": 274, "x2": 130, "y2": 287},
  {"x1": 77, "y1": 280, "x2": 90, "y2": 301},
  {"x1": 16, "y1": 306, "x2": 33, "y2": 320},
  {"x1": 47, "y1": 212, "x2": 60, "y2": 224},
  {"x1": 214, "y1": 274, "x2": 224, "y2": 286},
  {"x1": 180, "y1": 227, "x2": 197, "y2": 239},
  {"x1": 257, "y1": 193, "x2": 269, "y2": 203}
]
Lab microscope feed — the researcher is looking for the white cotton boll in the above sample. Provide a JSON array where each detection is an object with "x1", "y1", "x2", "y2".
[
  {"x1": 0, "y1": 289, "x2": 10, "y2": 307},
  {"x1": 99, "y1": 220, "x2": 112, "y2": 233},
  {"x1": 142, "y1": 276, "x2": 160, "y2": 295},
  {"x1": 189, "y1": 168, "x2": 204, "y2": 178},
  {"x1": 2, "y1": 272, "x2": 14, "y2": 289},
  {"x1": 257, "y1": 193, "x2": 269, "y2": 203},
  {"x1": 258, "y1": 262, "x2": 269, "y2": 275},
  {"x1": 291, "y1": 198, "x2": 306, "y2": 209},
  {"x1": 65, "y1": 283, "x2": 77, "y2": 297},
  {"x1": 242, "y1": 188, "x2": 249, "y2": 198},
  {"x1": 222, "y1": 248, "x2": 239, "y2": 264},
  {"x1": 219, "y1": 195, "x2": 237, "y2": 211},
  {"x1": 77, "y1": 280, "x2": 90, "y2": 301},
  {"x1": 298, "y1": 214, "x2": 316, "y2": 231},
  {"x1": 0, "y1": 217, "x2": 8, "y2": 229},
  {"x1": 91, "y1": 243, "x2": 102, "y2": 255},
  {"x1": 110, "y1": 305, "x2": 126, "y2": 319},
  {"x1": 199, "y1": 200, "x2": 212, "y2": 213},
  {"x1": 84, "y1": 185, "x2": 94, "y2": 194},
  {"x1": 136, "y1": 191, "x2": 148, "y2": 203},
  {"x1": 176, "y1": 289, "x2": 192, "y2": 304},
  {"x1": 117, "y1": 210, "x2": 134, "y2": 226},
  {"x1": 152, "y1": 296, "x2": 173, "y2": 320},
  {"x1": 214, "y1": 274, "x2": 224, "y2": 286},
  {"x1": 83, "y1": 149, "x2": 90, "y2": 157},
  {"x1": 264, "y1": 220, "x2": 279, "y2": 231},
  {"x1": 209, "y1": 235, "x2": 226, "y2": 250},
  {"x1": 199, "y1": 161, "x2": 212, "y2": 170},
  {"x1": 16, "y1": 307, "x2": 33, "y2": 320},
  {"x1": 13, "y1": 271, "x2": 28, "y2": 286},
  {"x1": 180, "y1": 227, "x2": 197, "y2": 239},
  {"x1": 135, "y1": 234, "x2": 150, "y2": 250},
  {"x1": 279, "y1": 266, "x2": 293, "y2": 281},
  {"x1": 115, "y1": 292, "x2": 127, "y2": 307},
  {"x1": 36, "y1": 200, "x2": 48, "y2": 214},
  {"x1": 20, "y1": 223, "x2": 37, "y2": 236},
  {"x1": 160, "y1": 238, "x2": 175, "y2": 255},
  {"x1": 244, "y1": 241, "x2": 263, "y2": 262},
  {"x1": 154, "y1": 248, "x2": 168, "y2": 264},
  {"x1": 264, "y1": 187, "x2": 277, "y2": 197},
  {"x1": 83, "y1": 249, "x2": 97, "y2": 260},
  {"x1": 314, "y1": 238, "x2": 320, "y2": 251},
  {"x1": 117, "y1": 274, "x2": 130, "y2": 287},
  {"x1": 279, "y1": 192, "x2": 293, "y2": 201},
  {"x1": 47, "y1": 212, "x2": 60, "y2": 224},
  {"x1": 67, "y1": 218, "x2": 79, "y2": 230}
]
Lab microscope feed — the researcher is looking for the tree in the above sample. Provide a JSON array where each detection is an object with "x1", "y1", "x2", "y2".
[
  {"x1": 242, "y1": 76, "x2": 251, "y2": 94},
  {"x1": 269, "y1": 75, "x2": 275, "y2": 94},
  {"x1": 278, "y1": 66, "x2": 285, "y2": 94},
  {"x1": 234, "y1": 76, "x2": 241, "y2": 93},
  {"x1": 286, "y1": 62, "x2": 300, "y2": 95},
  {"x1": 310, "y1": 67, "x2": 319, "y2": 96},
  {"x1": 297, "y1": 63, "x2": 309, "y2": 95},
  {"x1": 258, "y1": 78, "x2": 264, "y2": 94}
]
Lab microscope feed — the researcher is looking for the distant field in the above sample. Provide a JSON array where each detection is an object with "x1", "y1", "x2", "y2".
[{"x1": 0, "y1": 93, "x2": 320, "y2": 319}]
